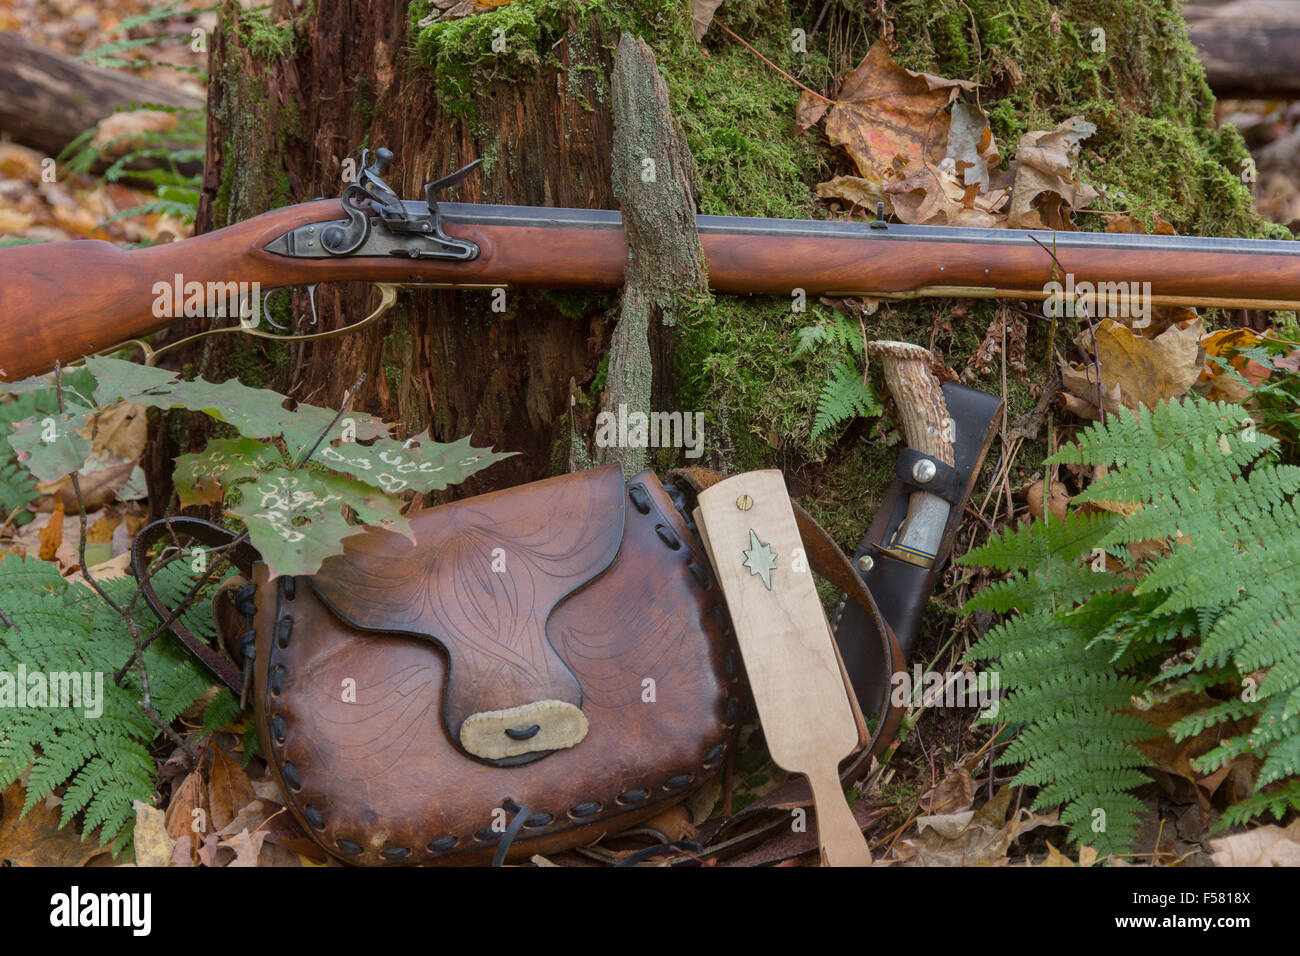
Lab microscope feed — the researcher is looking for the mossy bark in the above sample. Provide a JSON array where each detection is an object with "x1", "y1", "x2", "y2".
[
  {"x1": 585, "y1": 32, "x2": 706, "y2": 474},
  {"x1": 170, "y1": 0, "x2": 1274, "y2": 527}
]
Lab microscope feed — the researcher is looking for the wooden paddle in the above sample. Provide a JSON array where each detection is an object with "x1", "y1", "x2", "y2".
[{"x1": 695, "y1": 470, "x2": 872, "y2": 866}]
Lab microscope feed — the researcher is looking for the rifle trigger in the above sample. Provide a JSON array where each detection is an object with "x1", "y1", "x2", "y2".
[
  {"x1": 261, "y1": 287, "x2": 291, "y2": 331},
  {"x1": 306, "y1": 283, "x2": 319, "y2": 326}
]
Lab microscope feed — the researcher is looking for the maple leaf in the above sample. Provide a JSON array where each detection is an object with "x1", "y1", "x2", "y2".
[{"x1": 823, "y1": 39, "x2": 975, "y2": 187}]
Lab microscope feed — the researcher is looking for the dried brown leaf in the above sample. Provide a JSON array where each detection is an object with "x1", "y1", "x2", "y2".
[
  {"x1": 38, "y1": 499, "x2": 65, "y2": 561},
  {"x1": 165, "y1": 770, "x2": 209, "y2": 845},
  {"x1": 691, "y1": 0, "x2": 725, "y2": 41},
  {"x1": 0, "y1": 782, "x2": 100, "y2": 867},
  {"x1": 893, "y1": 786, "x2": 1058, "y2": 866},
  {"x1": 1061, "y1": 317, "x2": 1205, "y2": 414},
  {"x1": 207, "y1": 744, "x2": 255, "y2": 833},
  {"x1": 824, "y1": 39, "x2": 974, "y2": 187},
  {"x1": 885, "y1": 162, "x2": 1005, "y2": 227},
  {"x1": 1024, "y1": 478, "x2": 1070, "y2": 524},
  {"x1": 1007, "y1": 116, "x2": 1099, "y2": 229},
  {"x1": 795, "y1": 89, "x2": 830, "y2": 134},
  {"x1": 815, "y1": 174, "x2": 891, "y2": 216},
  {"x1": 132, "y1": 799, "x2": 174, "y2": 867},
  {"x1": 219, "y1": 828, "x2": 266, "y2": 867},
  {"x1": 170, "y1": 834, "x2": 195, "y2": 867},
  {"x1": 945, "y1": 102, "x2": 1001, "y2": 192},
  {"x1": 1209, "y1": 821, "x2": 1300, "y2": 867}
]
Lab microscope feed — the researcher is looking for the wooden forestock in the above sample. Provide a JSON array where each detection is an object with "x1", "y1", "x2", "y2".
[{"x1": 5, "y1": 200, "x2": 1300, "y2": 381}]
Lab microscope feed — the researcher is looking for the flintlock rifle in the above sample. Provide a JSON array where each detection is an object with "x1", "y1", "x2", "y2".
[{"x1": 3, "y1": 147, "x2": 1300, "y2": 382}]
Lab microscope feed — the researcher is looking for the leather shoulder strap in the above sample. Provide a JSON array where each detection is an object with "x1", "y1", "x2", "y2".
[{"x1": 130, "y1": 517, "x2": 259, "y2": 694}]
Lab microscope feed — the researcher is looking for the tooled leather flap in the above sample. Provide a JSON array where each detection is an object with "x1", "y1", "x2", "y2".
[{"x1": 310, "y1": 464, "x2": 625, "y2": 757}]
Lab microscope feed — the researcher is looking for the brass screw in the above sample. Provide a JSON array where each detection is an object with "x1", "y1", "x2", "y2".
[
  {"x1": 736, "y1": 494, "x2": 753, "y2": 511},
  {"x1": 856, "y1": 555, "x2": 874, "y2": 573}
]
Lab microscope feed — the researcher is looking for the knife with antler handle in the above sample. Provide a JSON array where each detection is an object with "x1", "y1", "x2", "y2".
[{"x1": 866, "y1": 341, "x2": 956, "y2": 569}]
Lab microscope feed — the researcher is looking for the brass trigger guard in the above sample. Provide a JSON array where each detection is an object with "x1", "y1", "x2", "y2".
[{"x1": 115, "y1": 283, "x2": 400, "y2": 367}]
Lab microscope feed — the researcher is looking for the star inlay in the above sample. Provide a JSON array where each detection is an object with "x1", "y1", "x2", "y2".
[{"x1": 742, "y1": 529, "x2": 777, "y2": 590}]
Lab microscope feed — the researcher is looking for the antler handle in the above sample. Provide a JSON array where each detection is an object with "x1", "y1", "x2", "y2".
[{"x1": 867, "y1": 341, "x2": 955, "y2": 568}]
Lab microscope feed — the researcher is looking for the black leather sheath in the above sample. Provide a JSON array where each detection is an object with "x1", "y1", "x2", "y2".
[{"x1": 833, "y1": 382, "x2": 1004, "y2": 714}]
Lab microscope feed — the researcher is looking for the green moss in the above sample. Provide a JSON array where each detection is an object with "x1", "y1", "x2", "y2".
[
  {"x1": 655, "y1": 28, "x2": 826, "y2": 218},
  {"x1": 354, "y1": 74, "x2": 376, "y2": 124},
  {"x1": 675, "y1": 293, "x2": 858, "y2": 471},
  {"x1": 242, "y1": 4, "x2": 299, "y2": 61},
  {"x1": 888, "y1": 0, "x2": 1283, "y2": 240},
  {"x1": 541, "y1": 289, "x2": 617, "y2": 321},
  {"x1": 408, "y1": 0, "x2": 659, "y2": 118}
]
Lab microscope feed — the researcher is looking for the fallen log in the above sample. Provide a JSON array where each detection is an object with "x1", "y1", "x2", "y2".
[
  {"x1": 0, "y1": 31, "x2": 203, "y2": 166},
  {"x1": 1184, "y1": 0, "x2": 1300, "y2": 99}
]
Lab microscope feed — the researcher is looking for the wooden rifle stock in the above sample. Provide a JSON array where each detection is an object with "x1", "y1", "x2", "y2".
[{"x1": 4, "y1": 199, "x2": 1300, "y2": 381}]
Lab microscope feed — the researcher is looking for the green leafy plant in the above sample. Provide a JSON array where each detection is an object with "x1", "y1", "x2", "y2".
[
  {"x1": 4, "y1": 357, "x2": 511, "y2": 576},
  {"x1": 60, "y1": 105, "x2": 206, "y2": 227},
  {"x1": 0, "y1": 391, "x2": 58, "y2": 527},
  {"x1": 53, "y1": 2, "x2": 211, "y2": 230},
  {"x1": 793, "y1": 309, "x2": 881, "y2": 437},
  {"x1": 0, "y1": 554, "x2": 236, "y2": 853},
  {"x1": 962, "y1": 396, "x2": 1300, "y2": 855},
  {"x1": 78, "y1": 1, "x2": 212, "y2": 73},
  {"x1": 1214, "y1": 336, "x2": 1300, "y2": 461}
]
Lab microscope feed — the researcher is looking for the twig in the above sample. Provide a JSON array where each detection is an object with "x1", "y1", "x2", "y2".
[
  {"x1": 1030, "y1": 235, "x2": 1106, "y2": 423},
  {"x1": 291, "y1": 374, "x2": 366, "y2": 469},
  {"x1": 52, "y1": 363, "x2": 128, "y2": 618},
  {"x1": 810, "y1": 0, "x2": 832, "y2": 38},
  {"x1": 127, "y1": 612, "x2": 193, "y2": 758},
  {"x1": 712, "y1": 18, "x2": 834, "y2": 104}
]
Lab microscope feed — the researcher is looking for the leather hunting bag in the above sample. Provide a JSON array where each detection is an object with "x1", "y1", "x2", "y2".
[
  {"x1": 250, "y1": 464, "x2": 744, "y2": 865},
  {"x1": 137, "y1": 465, "x2": 755, "y2": 865}
]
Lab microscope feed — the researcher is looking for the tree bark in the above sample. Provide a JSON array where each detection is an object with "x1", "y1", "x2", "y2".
[{"x1": 584, "y1": 32, "x2": 705, "y2": 474}]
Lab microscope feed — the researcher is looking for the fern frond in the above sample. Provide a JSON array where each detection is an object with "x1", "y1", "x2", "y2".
[
  {"x1": 968, "y1": 394, "x2": 1300, "y2": 854},
  {"x1": 0, "y1": 554, "x2": 228, "y2": 853},
  {"x1": 811, "y1": 363, "x2": 879, "y2": 437}
]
